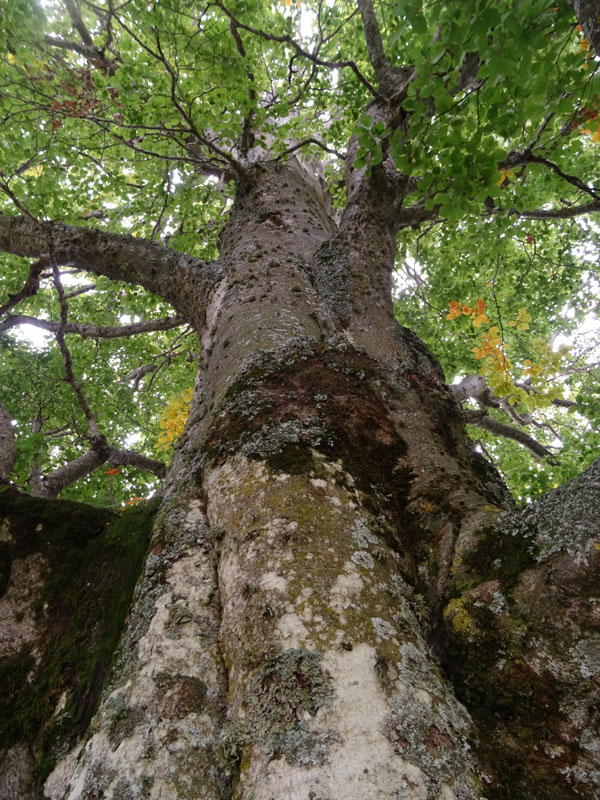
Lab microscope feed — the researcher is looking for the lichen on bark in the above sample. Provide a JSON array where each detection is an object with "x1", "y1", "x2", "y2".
[{"x1": 0, "y1": 491, "x2": 158, "y2": 797}]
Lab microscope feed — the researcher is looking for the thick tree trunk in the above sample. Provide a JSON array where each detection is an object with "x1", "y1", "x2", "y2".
[{"x1": 4, "y1": 160, "x2": 597, "y2": 799}]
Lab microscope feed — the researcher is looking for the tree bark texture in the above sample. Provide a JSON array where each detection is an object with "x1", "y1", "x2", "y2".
[{"x1": 2, "y1": 160, "x2": 599, "y2": 800}]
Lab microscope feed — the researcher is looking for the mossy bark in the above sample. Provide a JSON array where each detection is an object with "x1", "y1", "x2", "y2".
[
  {"x1": 3, "y1": 160, "x2": 599, "y2": 799},
  {"x1": 0, "y1": 491, "x2": 158, "y2": 798}
]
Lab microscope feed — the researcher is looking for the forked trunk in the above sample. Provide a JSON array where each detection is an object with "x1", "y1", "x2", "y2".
[{"x1": 16, "y1": 162, "x2": 599, "y2": 799}]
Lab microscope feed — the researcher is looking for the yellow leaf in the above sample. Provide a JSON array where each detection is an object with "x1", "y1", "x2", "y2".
[
  {"x1": 23, "y1": 165, "x2": 44, "y2": 178},
  {"x1": 7, "y1": 53, "x2": 16, "y2": 65},
  {"x1": 593, "y1": 128, "x2": 600, "y2": 143},
  {"x1": 497, "y1": 168, "x2": 515, "y2": 187}
]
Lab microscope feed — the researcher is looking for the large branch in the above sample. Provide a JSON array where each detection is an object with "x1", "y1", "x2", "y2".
[
  {"x1": 31, "y1": 436, "x2": 109, "y2": 497},
  {"x1": 356, "y1": 0, "x2": 393, "y2": 91},
  {"x1": 0, "y1": 257, "x2": 45, "y2": 315},
  {"x1": 30, "y1": 441, "x2": 166, "y2": 498},
  {"x1": 512, "y1": 200, "x2": 600, "y2": 219},
  {"x1": 499, "y1": 150, "x2": 600, "y2": 201},
  {"x1": 0, "y1": 313, "x2": 186, "y2": 338},
  {"x1": 52, "y1": 265, "x2": 101, "y2": 438},
  {"x1": 105, "y1": 446, "x2": 166, "y2": 477},
  {"x1": 464, "y1": 409, "x2": 556, "y2": 462},
  {"x1": 0, "y1": 215, "x2": 222, "y2": 322},
  {"x1": 356, "y1": 0, "x2": 415, "y2": 99}
]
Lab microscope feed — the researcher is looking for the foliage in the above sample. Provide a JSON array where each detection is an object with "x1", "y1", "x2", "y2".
[
  {"x1": 156, "y1": 387, "x2": 193, "y2": 453},
  {"x1": 445, "y1": 298, "x2": 568, "y2": 408},
  {"x1": 0, "y1": 0, "x2": 599, "y2": 503}
]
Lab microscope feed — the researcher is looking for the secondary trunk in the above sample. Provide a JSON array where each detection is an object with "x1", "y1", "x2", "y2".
[{"x1": 4, "y1": 160, "x2": 598, "y2": 799}]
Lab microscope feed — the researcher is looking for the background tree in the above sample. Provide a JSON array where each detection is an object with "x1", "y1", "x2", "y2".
[{"x1": 0, "y1": 1, "x2": 599, "y2": 799}]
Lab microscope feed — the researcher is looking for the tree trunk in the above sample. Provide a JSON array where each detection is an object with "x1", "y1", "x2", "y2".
[{"x1": 3, "y1": 160, "x2": 598, "y2": 799}]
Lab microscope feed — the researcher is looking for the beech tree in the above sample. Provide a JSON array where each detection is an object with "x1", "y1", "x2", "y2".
[{"x1": 1, "y1": 1, "x2": 600, "y2": 798}]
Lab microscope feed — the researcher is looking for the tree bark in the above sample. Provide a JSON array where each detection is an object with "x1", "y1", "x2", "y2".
[
  {"x1": 2, "y1": 159, "x2": 599, "y2": 799},
  {"x1": 570, "y1": 0, "x2": 600, "y2": 57},
  {"x1": 0, "y1": 400, "x2": 16, "y2": 479}
]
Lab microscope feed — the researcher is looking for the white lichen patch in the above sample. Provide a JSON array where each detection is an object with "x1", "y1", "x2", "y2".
[
  {"x1": 352, "y1": 549, "x2": 374, "y2": 570},
  {"x1": 413, "y1": 688, "x2": 433, "y2": 708},
  {"x1": 259, "y1": 571, "x2": 288, "y2": 593},
  {"x1": 202, "y1": 277, "x2": 229, "y2": 354},
  {"x1": 437, "y1": 785, "x2": 458, "y2": 800},
  {"x1": 128, "y1": 553, "x2": 221, "y2": 699},
  {"x1": 184, "y1": 499, "x2": 205, "y2": 526},
  {"x1": 351, "y1": 517, "x2": 380, "y2": 548},
  {"x1": 45, "y1": 534, "x2": 225, "y2": 800},
  {"x1": 569, "y1": 635, "x2": 600, "y2": 679},
  {"x1": 328, "y1": 564, "x2": 364, "y2": 618},
  {"x1": 371, "y1": 617, "x2": 397, "y2": 640},
  {"x1": 239, "y1": 644, "x2": 429, "y2": 799},
  {"x1": 276, "y1": 612, "x2": 311, "y2": 646}
]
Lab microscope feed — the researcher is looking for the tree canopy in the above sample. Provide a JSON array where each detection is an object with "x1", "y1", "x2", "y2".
[{"x1": 0, "y1": 0, "x2": 599, "y2": 505}]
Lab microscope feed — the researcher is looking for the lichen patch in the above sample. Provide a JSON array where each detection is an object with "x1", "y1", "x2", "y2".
[{"x1": 240, "y1": 644, "x2": 430, "y2": 799}]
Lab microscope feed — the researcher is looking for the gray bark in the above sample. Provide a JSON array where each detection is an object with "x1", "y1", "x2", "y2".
[
  {"x1": 0, "y1": 400, "x2": 16, "y2": 479},
  {"x1": 571, "y1": 0, "x2": 600, "y2": 57}
]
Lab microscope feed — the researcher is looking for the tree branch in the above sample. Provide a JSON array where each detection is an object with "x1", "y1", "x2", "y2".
[
  {"x1": 276, "y1": 137, "x2": 346, "y2": 161},
  {"x1": 500, "y1": 151, "x2": 600, "y2": 201},
  {"x1": 30, "y1": 441, "x2": 166, "y2": 498},
  {"x1": 52, "y1": 266, "x2": 101, "y2": 438},
  {"x1": 0, "y1": 214, "x2": 221, "y2": 321},
  {"x1": 357, "y1": 0, "x2": 416, "y2": 100},
  {"x1": 63, "y1": 0, "x2": 94, "y2": 46},
  {"x1": 213, "y1": 1, "x2": 381, "y2": 99},
  {"x1": 356, "y1": 0, "x2": 390, "y2": 87},
  {"x1": 31, "y1": 439, "x2": 108, "y2": 497},
  {"x1": 105, "y1": 445, "x2": 166, "y2": 478},
  {"x1": 463, "y1": 409, "x2": 557, "y2": 463},
  {"x1": 0, "y1": 313, "x2": 186, "y2": 339},
  {"x1": 510, "y1": 200, "x2": 600, "y2": 220},
  {"x1": 0, "y1": 257, "x2": 46, "y2": 316}
]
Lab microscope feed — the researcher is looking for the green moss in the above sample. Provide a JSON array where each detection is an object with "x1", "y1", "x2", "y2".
[
  {"x1": 264, "y1": 442, "x2": 317, "y2": 475},
  {"x1": 0, "y1": 491, "x2": 159, "y2": 790},
  {"x1": 440, "y1": 593, "x2": 582, "y2": 800},
  {"x1": 464, "y1": 524, "x2": 538, "y2": 592},
  {"x1": 0, "y1": 540, "x2": 11, "y2": 597},
  {"x1": 0, "y1": 646, "x2": 37, "y2": 744},
  {"x1": 202, "y1": 343, "x2": 413, "y2": 551}
]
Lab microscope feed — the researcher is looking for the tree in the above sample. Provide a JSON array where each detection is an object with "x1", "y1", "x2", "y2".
[{"x1": 0, "y1": 1, "x2": 599, "y2": 798}]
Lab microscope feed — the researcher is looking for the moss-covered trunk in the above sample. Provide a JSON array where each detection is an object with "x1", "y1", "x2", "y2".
[{"x1": 3, "y1": 160, "x2": 599, "y2": 799}]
